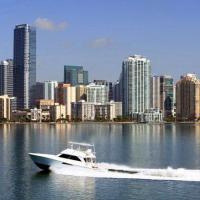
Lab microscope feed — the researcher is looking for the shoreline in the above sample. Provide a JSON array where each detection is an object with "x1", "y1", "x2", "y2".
[{"x1": 0, "y1": 121, "x2": 199, "y2": 125}]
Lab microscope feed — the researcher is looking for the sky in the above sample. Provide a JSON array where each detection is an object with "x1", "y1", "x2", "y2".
[{"x1": 1, "y1": 0, "x2": 200, "y2": 82}]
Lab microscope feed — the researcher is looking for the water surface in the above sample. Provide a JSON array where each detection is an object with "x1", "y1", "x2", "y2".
[{"x1": 0, "y1": 123, "x2": 200, "y2": 199}]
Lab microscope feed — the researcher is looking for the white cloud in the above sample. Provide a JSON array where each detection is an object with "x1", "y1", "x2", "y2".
[
  {"x1": 35, "y1": 18, "x2": 68, "y2": 31},
  {"x1": 90, "y1": 37, "x2": 112, "y2": 48}
]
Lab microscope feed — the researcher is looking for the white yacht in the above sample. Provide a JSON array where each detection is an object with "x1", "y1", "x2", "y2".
[{"x1": 29, "y1": 142, "x2": 97, "y2": 171}]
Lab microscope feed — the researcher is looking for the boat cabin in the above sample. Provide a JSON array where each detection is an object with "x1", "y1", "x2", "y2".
[{"x1": 58, "y1": 142, "x2": 96, "y2": 167}]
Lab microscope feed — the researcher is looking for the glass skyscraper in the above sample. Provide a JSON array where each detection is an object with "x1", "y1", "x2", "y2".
[
  {"x1": 13, "y1": 24, "x2": 36, "y2": 109},
  {"x1": 64, "y1": 65, "x2": 88, "y2": 86},
  {"x1": 121, "y1": 55, "x2": 151, "y2": 116},
  {"x1": 151, "y1": 75, "x2": 174, "y2": 117}
]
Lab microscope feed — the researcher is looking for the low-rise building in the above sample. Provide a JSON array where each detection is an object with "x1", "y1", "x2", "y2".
[
  {"x1": 71, "y1": 101, "x2": 122, "y2": 121},
  {"x1": 26, "y1": 108, "x2": 50, "y2": 122},
  {"x1": 137, "y1": 108, "x2": 163, "y2": 122},
  {"x1": 50, "y1": 103, "x2": 66, "y2": 122},
  {"x1": 109, "y1": 101, "x2": 122, "y2": 120},
  {"x1": 36, "y1": 99, "x2": 55, "y2": 110},
  {"x1": 71, "y1": 100, "x2": 95, "y2": 121}
]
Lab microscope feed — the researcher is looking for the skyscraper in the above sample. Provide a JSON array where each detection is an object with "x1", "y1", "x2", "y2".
[
  {"x1": 55, "y1": 83, "x2": 76, "y2": 120},
  {"x1": 86, "y1": 83, "x2": 108, "y2": 104},
  {"x1": 64, "y1": 65, "x2": 88, "y2": 86},
  {"x1": 93, "y1": 80, "x2": 113, "y2": 101},
  {"x1": 0, "y1": 59, "x2": 14, "y2": 97},
  {"x1": 151, "y1": 76, "x2": 160, "y2": 109},
  {"x1": 121, "y1": 55, "x2": 151, "y2": 116},
  {"x1": 44, "y1": 81, "x2": 58, "y2": 100},
  {"x1": 151, "y1": 75, "x2": 174, "y2": 117},
  {"x1": 176, "y1": 74, "x2": 200, "y2": 121},
  {"x1": 13, "y1": 24, "x2": 36, "y2": 109},
  {"x1": 160, "y1": 75, "x2": 173, "y2": 117}
]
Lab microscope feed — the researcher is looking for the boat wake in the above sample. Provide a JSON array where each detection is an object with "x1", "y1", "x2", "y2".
[{"x1": 50, "y1": 162, "x2": 200, "y2": 182}]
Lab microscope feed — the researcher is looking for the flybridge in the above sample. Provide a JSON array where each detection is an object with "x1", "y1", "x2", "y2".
[{"x1": 68, "y1": 141, "x2": 96, "y2": 154}]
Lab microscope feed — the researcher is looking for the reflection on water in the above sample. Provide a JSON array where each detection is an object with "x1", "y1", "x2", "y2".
[{"x1": 0, "y1": 123, "x2": 200, "y2": 200}]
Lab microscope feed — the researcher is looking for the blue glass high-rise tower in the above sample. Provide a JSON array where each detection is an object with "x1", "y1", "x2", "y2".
[
  {"x1": 64, "y1": 65, "x2": 88, "y2": 86},
  {"x1": 13, "y1": 24, "x2": 36, "y2": 109}
]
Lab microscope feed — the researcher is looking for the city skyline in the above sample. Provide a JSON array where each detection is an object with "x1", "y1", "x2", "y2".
[{"x1": 1, "y1": 0, "x2": 200, "y2": 82}]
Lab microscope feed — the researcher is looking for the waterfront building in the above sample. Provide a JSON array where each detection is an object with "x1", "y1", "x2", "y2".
[
  {"x1": 93, "y1": 80, "x2": 113, "y2": 101},
  {"x1": 86, "y1": 83, "x2": 108, "y2": 104},
  {"x1": 76, "y1": 85, "x2": 86, "y2": 102},
  {"x1": 0, "y1": 95, "x2": 13, "y2": 120},
  {"x1": 71, "y1": 100, "x2": 96, "y2": 121},
  {"x1": 26, "y1": 108, "x2": 50, "y2": 122},
  {"x1": 64, "y1": 65, "x2": 88, "y2": 86},
  {"x1": 172, "y1": 85, "x2": 176, "y2": 117},
  {"x1": 35, "y1": 99, "x2": 54, "y2": 110},
  {"x1": 44, "y1": 80, "x2": 58, "y2": 100},
  {"x1": 55, "y1": 83, "x2": 76, "y2": 120},
  {"x1": 50, "y1": 103, "x2": 66, "y2": 121},
  {"x1": 160, "y1": 75, "x2": 174, "y2": 117},
  {"x1": 71, "y1": 100, "x2": 122, "y2": 121},
  {"x1": 13, "y1": 24, "x2": 36, "y2": 109},
  {"x1": 121, "y1": 55, "x2": 151, "y2": 117},
  {"x1": 151, "y1": 75, "x2": 174, "y2": 117},
  {"x1": 137, "y1": 108, "x2": 163, "y2": 122},
  {"x1": 12, "y1": 110, "x2": 27, "y2": 121},
  {"x1": 109, "y1": 101, "x2": 122, "y2": 119},
  {"x1": 176, "y1": 74, "x2": 200, "y2": 121},
  {"x1": 151, "y1": 76, "x2": 160, "y2": 109},
  {"x1": 0, "y1": 59, "x2": 14, "y2": 97},
  {"x1": 95, "y1": 102, "x2": 122, "y2": 120}
]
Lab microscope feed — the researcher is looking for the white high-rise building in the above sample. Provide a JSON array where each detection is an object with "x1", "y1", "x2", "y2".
[
  {"x1": 86, "y1": 83, "x2": 108, "y2": 104},
  {"x1": 0, "y1": 60, "x2": 14, "y2": 97},
  {"x1": 44, "y1": 81, "x2": 58, "y2": 100},
  {"x1": 121, "y1": 55, "x2": 151, "y2": 116}
]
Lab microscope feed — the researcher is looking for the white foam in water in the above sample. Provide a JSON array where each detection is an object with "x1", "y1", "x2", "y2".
[{"x1": 50, "y1": 163, "x2": 200, "y2": 182}]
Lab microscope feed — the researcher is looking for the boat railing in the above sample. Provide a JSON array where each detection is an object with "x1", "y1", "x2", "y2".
[{"x1": 68, "y1": 142, "x2": 96, "y2": 155}]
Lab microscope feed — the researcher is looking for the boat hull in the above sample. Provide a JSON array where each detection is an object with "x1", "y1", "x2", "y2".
[
  {"x1": 29, "y1": 153, "x2": 62, "y2": 171},
  {"x1": 29, "y1": 153, "x2": 93, "y2": 172}
]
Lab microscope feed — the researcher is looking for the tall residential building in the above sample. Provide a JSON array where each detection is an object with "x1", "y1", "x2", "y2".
[
  {"x1": 55, "y1": 83, "x2": 76, "y2": 120},
  {"x1": 160, "y1": 75, "x2": 173, "y2": 117},
  {"x1": 0, "y1": 59, "x2": 14, "y2": 97},
  {"x1": 64, "y1": 65, "x2": 88, "y2": 86},
  {"x1": 151, "y1": 76, "x2": 160, "y2": 109},
  {"x1": 93, "y1": 80, "x2": 113, "y2": 101},
  {"x1": 113, "y1": 80, "x2": 122, "y2": 102},
  {"x1": 176, "y1": 74, "x2": 200, "y2": 121},
  {"x1": 13, "y1": 24, "x2": 36, "y2": 109},
  {"x1": 44, "y1": 81, "x2": 58, "y2": 100},
  {"x1": 151, "y1": 75, "x2": 174, "y2": 117},
  {"x1": 0, "y1": 95, "x2": 13, "y2": 120},
  {"x1": 121, "y1": 55, "x2": 151, "y2": 116},
  {"x1": 86, "y1": 83, "x2": 108, "y2": 104}
]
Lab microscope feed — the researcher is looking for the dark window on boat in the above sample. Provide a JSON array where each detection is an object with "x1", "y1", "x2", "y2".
[{"x1": 59, "y1": 154, "x2": 81, "y2": 161}]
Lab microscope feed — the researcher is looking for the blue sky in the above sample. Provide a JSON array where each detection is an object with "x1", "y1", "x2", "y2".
[{"x1": 1, "y1": 0, "x2": 200, "y2": 82}]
